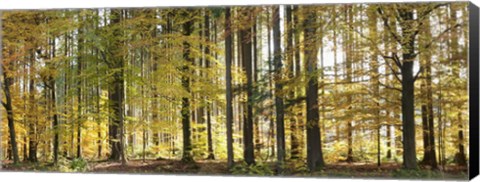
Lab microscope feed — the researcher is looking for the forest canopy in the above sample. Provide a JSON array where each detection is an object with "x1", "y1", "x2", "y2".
[{"x1": 0, "y1": 2, "x2": 470, "y2": 179}]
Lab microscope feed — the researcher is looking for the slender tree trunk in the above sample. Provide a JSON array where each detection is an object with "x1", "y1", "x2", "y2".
[
  {"x1": 240, "y1": 7, "x2": 255, "y2": 166},
  {"x1": 181, "y1": 9, "x2": 194, "y2": 163},
  {"x1": 23, "y1": 62, "x2": 28, "y2": 161},
  {"x1": 286, "y1": 5, "x2": 300, "y2": 160},
  {"x1": 28, "y1": 51, "x2": 38, "y2": 162},
  {"x1": 266, "y1": 8, "x2": 276, "y2": 160},
  {"x1": 293, "y1": 6, "x2": 303, "y2": 160},
  {"x1": 367, "y1": 6, "x2": 381, "y2": 167},
  {"x1": 272, "y1": 6, "x2": 285, "y2": 172},
  {"x1": 386, "y1": 111, "x2": 392, "y2": 159},
  {"x1": 225, "y1": 7, "x2": 234, "y2": 169},
  {"x1": 49, "y1": 38, "x2": 60, "y2": 164},
  {"x1": 204, "y1": 12, "x2": 215, "y2": 160},
  {"x1": 76, "y1": 20, "x2": 83, "y2": 159},
  {"x1": 420, "y1": 16, "x2": 437, "y2": 169},
  {"x1": 63, "y1": 32, "x2": 70, "y2": 158},
  {"x1": 96, "y1": 83, "x2": 102, "y2": 158},
  {"x1": 449, "y1": 5, "x2": 467, "y2": 166},
  {"x1": 455, "y1": 113, "x2": 467, "y2": 166},
  {"x1": 345, "y1": 6, "x2": 354, "y2": 163},
  {"x1": 252, "y1": 13, "x2": 261, "y2": 157}
]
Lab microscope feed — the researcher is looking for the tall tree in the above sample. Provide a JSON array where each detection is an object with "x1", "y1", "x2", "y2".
[
  {"x1": 345, "y1": 5, "x2": 354, "y2": 163},
  {"x1": 292, "y1": 6, "x2": 304, "y2": 159},
  {"x1": 240, "y1": 7, "x2": 255, "y2": 166},
  {"x1": 106, "y1": 9, "x2": 126, "y2": 165},
  {"x1": 419, "y1": 13, "x2": 437, "y2": 169},
  {"x1": 181, "y1": 9, "x2": 194, "y2": 163},
  {"x1": 225, "y1": 7, "x2": 234, "y2": 169},
  {"x1": 367, "y1": 6, "x2": 381, "y2": 167},
  {"x1": 303, "y1": 6, "x2": 325, "y2": 171},
  {"x1": 450, "y1": 3, "x2": 467, "y2": 166},
  {"x1": 2, "y1": 48, "x2": 20, "y2": 164},
  {"x1": 204, "y1": 10, "x2": 215, "y2": 160},
  {"x1": 272, "y1": 5, "x2": 285, "y2": 172},
  {"x1": 286, "y1": 5, "x2": 300, "y2": 160},
  {"x1": 376, "y1": 4, "x2": 450, "y2": 169},
  {"x1": 47, "y1": 36, "x2": 60, "y2": 164},
  {"x1": 28, "y1": 50, "x2": 38, "y2": 162},
  {"x1": 76, "y1": 13, "x2": 84, "y2": 158}
]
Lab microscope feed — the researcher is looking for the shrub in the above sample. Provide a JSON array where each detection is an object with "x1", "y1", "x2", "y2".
[
  {"x1": 58, "y1": 157, "x2": 89, "y2": 172},
  {"x1": 230, "y1": 162, "x2": 274, "y2": 176},
  {"x1": 70, "y1": 158, "x2": 89, "y2": 172}
]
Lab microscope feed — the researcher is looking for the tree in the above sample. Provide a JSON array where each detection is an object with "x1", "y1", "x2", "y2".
[
  {"x1": 106, "y1": 9, "x2": 127, "y2": 165},
  {"x1": 225, "y1": 7, "x2": 234, "y2": 169},
  {"x1": 28, "y1": 49, "x2": 38, "y2": 163},
  {"x1": 76, "y1": 12, "x2": 84, "y2": 158},
  {"x1": 450, "y1": 3, "x2": 467, "y2": 166},
  {"x1": 285, "y1": 5, "x2": 300, "y2": 160},
  {"x1": 2, "y1": 49, "x2": 20, "y2": 164},
  {"x1": 366, "y1": 6, "x2": 381, "y2": 167},
  {"x1": 272, "y1": 5, "x2": 285, "y2": 172},
  {"x1": 240, "y1": 7, "x2": 255, "y2": 166},
  {"x1": 345, "y1": 5, "x2": 354, "y2": 163},
  {"x1": 303, "y1": 6, "x2": 325, "y2": 171},
  {"x1": 46, "y1": 34, "x2": 60, "y2": 164},
  {"x1": 181, "y1": 9, "x2": 194, "y2": 163},
  {"x1": 376, "y1": 4, "x2": 451, "y2": 169},
  {"x1": 204, "y1": 10, "x2": 215, "y2": 160},
  {"x1": 419, "y1": 13, "x2": 437, "y2": 169}
]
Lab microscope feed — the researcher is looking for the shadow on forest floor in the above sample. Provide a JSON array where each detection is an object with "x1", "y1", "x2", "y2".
[
  {"x1": 90, "y1": 159, "x2": 229, "y2": 175},
  {"x1": 1, "y1": 159, "x2": 468, "y2": 180}
]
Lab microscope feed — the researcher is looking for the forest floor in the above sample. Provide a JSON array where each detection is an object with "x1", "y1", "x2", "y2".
[{"x1": 1, "y1": 159, "x2": 469, "y2": 180}]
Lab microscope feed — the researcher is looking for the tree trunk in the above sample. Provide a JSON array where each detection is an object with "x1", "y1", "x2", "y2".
[
  {"x1": 23, "y1": 61, "x2": 28, "y2": 161},
  {"x1": 2, "y1": 61, "x2": 20, "y2": 164},
  {"x1": 266, "y1": 9, "x2": 276, "y2": 160},
  {"x1": 455, "y1": 113, "x2": 467, "y2": 166},
  {"x1": 345, "y1": 6, "x2": 354, "y2": 163},
  {"x1": 420, "y1": 16, "x2": 437, "y2": 169},
  {"x1": 204, "y1": 12, "x2": 215, "y2": 160},
  {"x1": 240, "y1": 7, "x2": 255, "y2": 166},
  {"x1": 449, "y1": 4, "x2": 467, "y2": 166},
  {"x1": 304, "y1": 7, "x2": 325, "y2": 171},
  {"x1": 287, "y1": 5, "x2": 300, "y2": 160},
  {"x1": 294, "y1": 7, "x2": 304, "y2": 160},
  {"x1": 181, "y1": 9, "x2": 194, "y2": 163},
  {"x1": 28, "y1": 51, "x2": 38, "y2": 162},
  {"x1": 272, "y1": 6, "x2": 285, "y2": 172},
  {"x1": 225, "y1": 7, "x2": 234, "y2": 169},
  {"x1": 386, "y1": 111, "x2": 392, "y2": 159},
  {"x1": 253, "y1": 14, "x2": 261, "y2": 157},
  {"x1": 108, "y1": 9, "x2": 126, "y2": 165},
  {"x1": 399, "y1": 8, "x2": 417, "y2": 170},
  {"x1": 76, "y1": 20, "x2": 83, "y2": 159},
  {"x1": 49, "y1": 38, "x2": 60, "y2": 164},
  {"x1": 367, "y1": 6, "x2": 381, "y2": 167}
]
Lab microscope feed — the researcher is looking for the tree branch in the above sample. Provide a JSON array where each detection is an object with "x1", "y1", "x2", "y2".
[
  {"x1": 392, "y1": 53, "x2": 402, "y2": 68},
  {"x1": 413, "y1": 23, "x2": 463, "y2": 57},
  {"x1": 379, "y1": 81, "x2": 402, "y2": 92},
  {"x1": 414, "y1": 66, "x2": 423, "y2": 82},
  {"x1": 413, "y1": 3, "x2": 450, "y2": 37},
  {"x1": 377, "y1": 7, "x2": 402, "y2": 45},
  {"x1": 383, "y1": 56, "x2": 403, "y2": 83}
]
